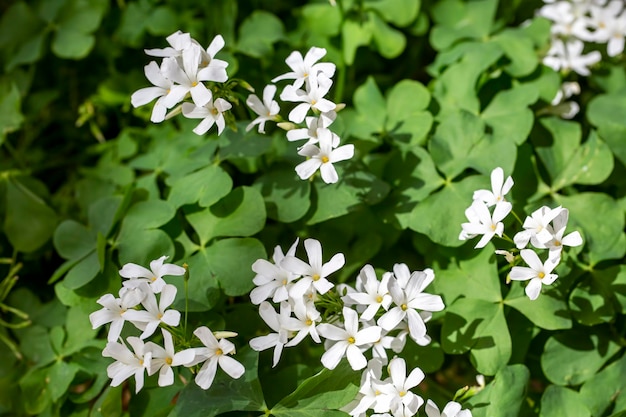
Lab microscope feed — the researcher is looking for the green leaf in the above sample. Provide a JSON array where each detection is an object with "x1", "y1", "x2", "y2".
[
  {"x1": 569, "y1": 273, "x2": 616, "y2": 325},
  {"x1": 271, "y1": 362, "x2": 359, "y2": 416},
  {"x1": 116, "y1": 229, "x2": 175, "y2": 266},
  {"x1": 491, "y1": 29, "x2": 539, "y2": 77},
  {"x1": 18, "y1": 366, "x2": 51, "y2": 414},
  {"x1": 370, "y1": 12, "x2": 406, "y2": 59},
  {"x1": 186, "y1": 186, "x2": 266, "y2": 246},
  {"x1": 55, "y1": 0, "x2": 108, "y2": 34},
  {"x1": 4, "y1": 175, "x2": 57, "y2": 252},
  {"x1": 432, "y1": 244, "x2": 503, "y2": 304},
  {"x1": 409, "y1": 175, "x2": 488, "y2": 247},
  {"x1": 53, "y1": 220, "x2": 96, "y2": 261},
  {"x1": 0, "y1": 82, "x2": 24, "y2": 143},
  {"x1": 553, "y1": 193, "x2": 625, "y2": 265},
  {"x1": 345, "y1": 76, "x2": 386, "y2": 141},
  {"x1": 145, "y1": 6, "x2": 178, "y2": 36},
  {"x1": 587, "y1": 89, "x2": 626, "y2": 166},
  {"x1": 381, "y1": 147, "x2": 444, "y2": 228},
  {"x1": 483, "y1": 365, "x2": 530, "y2": 417},
  {"x1": 217, "y1": 123, "x2": 273, "y2": 160},
  {"x1": 442, "y1": 297, "x2": 511, "y2": 376},
  {"x1": 253, "y1": 170, "x2": 311, "y2": 223},
  {"x1": 301, "y1": 3, "x2": 341, "y2": 36},
  {"x1": 385, "y1": 79, "x2": 433, "y2": 145},
  {"x1": 540, "y1": 385, "x2": 591, "y2": 417},
  {"x1": 48, "y1": 360, "x2": 80, "y2": 402},
  {"x1": 429, "y1": 0, "x2": 498, "y2": 50},
  {"x1": 429, "y1": 110, "x2": 485, "y2": 179},
  {"x1": 366, "y1": 0, "x2": 420, "y2": 27},
  {"x1": 541, "y1": 328, "x2": 621, "y2": 386},
  {"x1": 236, "y1": 11, "x2": 284, "y2": 58},
  {"x1": 307, "y1": 169, "x2": 390, "y2": 225},
  {"x1": 481, "y1": 83, "x2": 539, "y2": 146},
  {"x1": 62, "y1": 250, "x2": 100, "y2": 290},
  {"x1": 580, "y1": 353, "x2": 626, "y2": 417},
  {"x1": 342, "y1": 18, "x2": 373, "y2": 65},
  {"x1": 505, "y1": 284, "x2": 572, "y2": 330},
  {"x1": 121, "y1": 199, "x2": 176, "y2": 230},
  {"x1": 51, "y1": 29, "x2": 95, "y2": 59},
  {"x1": 166, "y1": 165, "x2": 233, "y2": 209}
]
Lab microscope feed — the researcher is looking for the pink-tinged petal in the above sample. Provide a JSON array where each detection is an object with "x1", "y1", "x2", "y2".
[
  {"x1": 509, "y1": 266, "x2": 536, "y2": 281},
  {"x1": 120, "y1": 263, "x2": 154, "y2": 279},
  {"x1": 346, "y1": 344, "x2": 367, "y2": 370},
  {"x1": 320, "y1": 162, "x2": 339, "y2": 184},
  {"x1": 295, "y1": 158, "x2": 322, "y2": 180},
  {"x1": 378, "y1": 307, "x2": 405, "y2": 331},
  {"x1": 525, "y1": 278, "x2": 543, "y2": 300},
  {"x1": 219, "y1": 355, "x2": 245, "y2": 379},
  {"x1": 195, "y1": 358, "x2": 218, "y2": 389},
  {"x1": 131, "y1": 87, "x2": 165, "y2": 107},
  {"x1": 321, "y1": 341, "x2": 348, "y2": 370}
]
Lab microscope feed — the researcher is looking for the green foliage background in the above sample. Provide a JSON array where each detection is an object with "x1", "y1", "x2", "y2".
[{"x1": 1, "y1": 0, "x2": 625, "y2": 416}]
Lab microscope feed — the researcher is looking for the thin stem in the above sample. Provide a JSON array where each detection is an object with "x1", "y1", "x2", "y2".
[{"x1": 183, "y1": 263, "x2": 189, "y2": 340}]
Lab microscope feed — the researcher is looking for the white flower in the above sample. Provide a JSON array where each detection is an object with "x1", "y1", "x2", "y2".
[
  {"x1": 246, "y1": 84, "x2": 280, "y2": 133},
  {"x1": 120, "y1": 255, "x2": 186, "y2": 293},
  {"x1": 191, "y1": 326, "x2": 245, "y2": 390},
  {"x1": 196, "y1": 34, "x2": 229, "y2": 83},
  {"x1": 509, "y1": 249, "x2": 559, "y2": 300},
  {"x1": 317, "y1": 307, "x2": 382, "y2": 370},
  {"x1": 145, "y1": 329, "x2": 196, "y2": 387},
  {"x1": 286, "y1": 115, "x2": 339, "y2": 146},
  {"x1": 161, "y1": 43, "x2": 215, "y2": 106},
  {"x1": 295, "y1": 128, "x2": 354, "y2": 184},
  {"x1": 374, "y1": 357, "x2": 424, "y2": 410},
  {"x1": 123, "y1": 283, "x2": 181, "y2": 339},
  {"x1": 131, "y1": 60, "x2": 189, "y2": 123},
  {"x1": 342, "y1": 265, "x2": 392, "y2": 321},
  {"x1": 459, "y1": 200, "x2": 512, "y2": 248},
  {"x1": 144, "y1": 30, "x2": 192, "y2": 58},
  {"x1": 280, "y1": 73, "x2": 337, "y2": 123},
  {"x1": 513, "y1": 206, "x2": 563, "y2": 249},
  {"x1": 377, "y1": 269, "x2": 444, "y2": 345},
  {"x1": 182, "y1": 95, "x2": 232, "y2": 135},
  {"x1": 284, "y1": 300, "x2": 322, "y2": 347},
  {"x1": 249, "y1": 301, "x2": 293, "y2": 367},
  {"x1": 543, "y1": 38, "x2": 601, "y2": 76},
  {"x1": 89, "y1": 286, "x2": 145, "y2": 342},
  {"x1": 544, "y1": 208, "x2": 583, "y2": 262},
  {"x1": 272, "y1": 46, "x2": 336, "y2": 89},
  {"x1": 425, "y1": 399, "x2": 472, "y2": 417},
  {"x1": 472, "y1": 167, "x2": 514, "y2": 207},
  {"x1": 347, "y1": 359, "x2": 388, "y2": 416},
  {"x1": 250, "y1": 238, "x2": 299, "y2": 305},
  {"x1": 103, "y1": 337, "x2": 151, "y2": 393},
  {"x1": 281, "y1": 238, "x2": 345, "y2": 298}
]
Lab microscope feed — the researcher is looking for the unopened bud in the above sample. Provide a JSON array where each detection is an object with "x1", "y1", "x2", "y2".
[
  {"x1": 334, "y1": 103, "x2": 346, "y2": 112},
  {"x1": 239, "y1": 80, "x2": 255, "y2": 93},
  {"x1": 277, "y1": 122, "x2": 297, "y2": 131},
  {"x1": 214, "y1": 330, "x2": 238, "y2": 339}
]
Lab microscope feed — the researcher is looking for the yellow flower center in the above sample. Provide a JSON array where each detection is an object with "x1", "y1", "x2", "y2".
[
  {"x1": 192, "y1": 81, "x2": 198, "y2": 87},
  {"x1": 538, "y1": 272, "x2": 545, "y2": 279},
  {"x1": 306, "y1": 318, "x2": 313, "y2": 326},
  {"x1": 312, "y1": 274, "x2": 321, "y2": 281},
  {"x1": 211, "y1": 107, "x2": 219, "y2": 115},
  {"x1": 165, "y1": 357, "x2": 173, "y2": 365},
  {"x1": 216, "y1": 348, "x2": 223, "y2": 356},
  {"x1": 401, "y1": 304, "x2": 408, "y2": 311},
  {"x1": 347, "y1": 336, "x2": 355, "y2": 344},
  {"x1": 376, "y1": 295, "x2": 383, "y2": 303},
  {"x1": 321, "y1": 156, "x2": 330, "y2": 164}
]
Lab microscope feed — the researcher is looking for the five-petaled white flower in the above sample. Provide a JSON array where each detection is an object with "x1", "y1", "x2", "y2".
[
  {"x1": 272, "y1": 46, "x2": 336, "y2": 89},
  {"x1": 246, "y1": 84, "x2": 281, "y2": 133},
  {"x1": 120, "y1": 255, "x2": 186, "y2": 293},
  {"x1": 460, "y1": 200, "x2": 512, "y2": 248},
  {"x1": 317, "y1": 307, "x2": 382, "y2": 370},
  {"x1": 123, "y1": 283, "x2": 181, "y2": 339},
  {"x1": 509, "y1": 249, "x2": 559, "y2": 300},
  {"x1": 295, "y1": 127, "x2": 354, "y2": 184},
  {"x1": 190, "y1": 326, "x2": 245, "y2": 390},
  {"x1": 182, "y1": 94, "x2": 232, "y2": 135},
  {"x1": 103, "y1": 337, "x2": 151, "y2": 393},
  {"x1": 89, "y1": 286, "x2": 145, "y2": 342},
  {"x1": 250, "y1": 238, "x2": 299, "y2": 305},
  {"x1": 472, "y1": 167, "x2": 514, "y2": 207},
  {"x1": 145, "y1": 329, "x2": 196, "y2": 387},
  {"x1": 425, "y1": 399, "x2": 472, "y2": 417}
]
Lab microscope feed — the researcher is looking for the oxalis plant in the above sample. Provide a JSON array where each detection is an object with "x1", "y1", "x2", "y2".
[{"x1": 1, "y1": 0, "x2": 626, "y2": 416}]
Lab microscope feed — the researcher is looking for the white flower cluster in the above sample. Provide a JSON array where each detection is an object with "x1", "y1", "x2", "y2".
[
  {"x1": 249, "y1": 238, "x2": 470, "y2": 417},
  {"x1": 89, "y1": 256, "x2": 244, "y2": 392},
  {"x1": 247, "y1": 47, "x2": 354, "y2": 184},
  {"x1": 460, "y1": 168, "x2": 583, "y2": 300},
  {"x1": 131, "y1": 31, "x2": 232, "y2": 135},
  {"x1": 539, "y1": 0, "x2": 626, "y2": 76}
]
